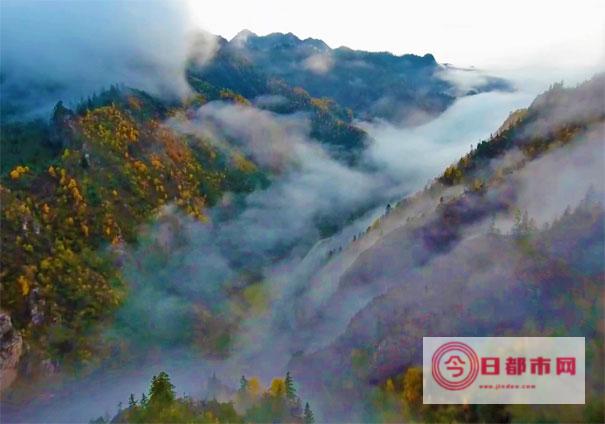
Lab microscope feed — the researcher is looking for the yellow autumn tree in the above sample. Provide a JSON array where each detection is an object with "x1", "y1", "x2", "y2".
[
  {"x1": 9, "y1": 165, "x2": 29, "y2": 180},
  {"x1": 269, "y1": 378, "x2": 286, "y2": 398},
  {"x1": 247, "y1": 377, "x2": 262, "y2": 398},
  {"x1": 403, "y1": 367, "x2": 423, "y2": 408},
  {"x1": 385, "y1": 377, "x2": 396, "y2": 393}
]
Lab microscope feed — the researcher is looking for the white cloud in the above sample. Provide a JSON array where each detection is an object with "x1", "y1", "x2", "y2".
[
  {"x1": 1, "y1": 0, "x2": 218, "y2": 113},
  {"x1": 362, "y1": 89, "x2": 535, "y2": 191},
  {"x1": 302, "y1": 53, "x2": 334, "y2": 74}
]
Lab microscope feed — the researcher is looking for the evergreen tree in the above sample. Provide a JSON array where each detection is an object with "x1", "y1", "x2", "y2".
[
  {"x1": 285, "y1": 371, "x2": 296, "y2": 400},
  {"x1": 128, "y1": 393, "x2": 138, "y2": 408},
  {"x1": 149, "y1": 371, "x2": 176, "y2": 406},
  {"x1": 239, "y1": 375, "x2": 248, "y2": 393},
  {"x1": 140, "y1": 393, "x2": 148, "y2": 406},
  {"x1": 304, "y1": 402, "x2": 315, "y2": 424}
]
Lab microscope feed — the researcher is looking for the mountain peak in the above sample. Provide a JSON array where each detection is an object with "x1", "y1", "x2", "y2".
[{"x1": 231, "y1": 29, "x2": 257, "y2": 44}]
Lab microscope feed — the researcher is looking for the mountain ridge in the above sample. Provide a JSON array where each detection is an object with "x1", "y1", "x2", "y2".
[{"x1": 190, "y1": 30, "x2": 511, "y2": 124}]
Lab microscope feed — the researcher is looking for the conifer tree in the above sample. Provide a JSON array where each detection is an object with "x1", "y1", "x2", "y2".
[
  {"x1": 285, "y1": 371, "x2": 296, "y2": 400},
  {"x1": 128, "y1": 393, "x2": 137, "y2": 408},
  {"x1": 304, "y1": 402, "x2": 315, "y2": 424},
  {"x1": 239, "y1": 375, "x2": 248, "y2": 392},
  {"x1": 149, "y1": 371, "x2": 176, "y2": 406}
]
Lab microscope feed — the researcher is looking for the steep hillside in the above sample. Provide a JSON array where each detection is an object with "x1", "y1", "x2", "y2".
[
  {"x1": 0, "y1": 85, "x2": 272, "y2": 377},
  {"x1": 290, "y1": 75, "x2": 605, "y2": 422}
]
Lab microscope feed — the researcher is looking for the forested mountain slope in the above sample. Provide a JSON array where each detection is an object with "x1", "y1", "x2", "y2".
[
  {"x1": 0, "y1": 53, "x2": 378, "y2": 382},
  {"x1": 0, "y1": 86, "x2": 271, "y2": 380},
  {"x1": 289, "y1": 74, "x2": 605, "y2": 423},
  {"x1": 203, "y1": 30, "x2": 511, "y2": 123}
]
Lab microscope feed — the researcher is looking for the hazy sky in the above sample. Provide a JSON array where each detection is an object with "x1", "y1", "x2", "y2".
[{"x1": 189, "y1": 0, "x2": 604, "y2": 69}]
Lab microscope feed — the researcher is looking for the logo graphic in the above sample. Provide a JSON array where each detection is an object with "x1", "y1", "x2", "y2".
[
  {"x1": 423, "y1": 337, "x2": 585, "y2": 404},
  {"x1": 431, "y1": 341, "x2": 480, "y2": 390}
]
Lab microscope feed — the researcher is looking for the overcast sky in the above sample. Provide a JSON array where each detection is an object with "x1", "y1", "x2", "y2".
[{"x1": 189, "y1": 0, "x2": 604, "y2": 70}]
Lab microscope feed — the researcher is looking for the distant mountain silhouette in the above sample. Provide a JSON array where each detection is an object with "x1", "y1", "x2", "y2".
[{"x1": 189, "y1": 30, "x2": 511, "y2": 124}]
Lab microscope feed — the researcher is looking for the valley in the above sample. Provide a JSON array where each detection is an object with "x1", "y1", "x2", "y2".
[{"x1": 1, "y1": 2, "x2": 604, "y2": 422}]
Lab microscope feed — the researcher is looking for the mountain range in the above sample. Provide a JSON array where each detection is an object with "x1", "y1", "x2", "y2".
[{"x1": 190, "y1": 30, "x2": 511, "y2": 124}]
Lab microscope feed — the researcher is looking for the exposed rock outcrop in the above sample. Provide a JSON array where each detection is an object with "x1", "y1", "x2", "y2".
[{"x1": 0, "y1": 311, "x2": 23, "y2": 391}]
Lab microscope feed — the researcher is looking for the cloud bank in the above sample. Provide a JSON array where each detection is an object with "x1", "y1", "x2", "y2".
[{"x1": 0, "y1": 0, "x2": 217, "y2": 116}]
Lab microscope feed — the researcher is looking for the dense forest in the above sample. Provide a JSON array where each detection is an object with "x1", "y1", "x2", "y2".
[{"x1": 90, "y1": 371, "x2": 316, "y2": 424}]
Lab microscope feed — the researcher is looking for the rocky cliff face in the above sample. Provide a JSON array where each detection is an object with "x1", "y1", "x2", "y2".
[{"x1": 0, "y1": 311, "x2": 23, "y2": 391}]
